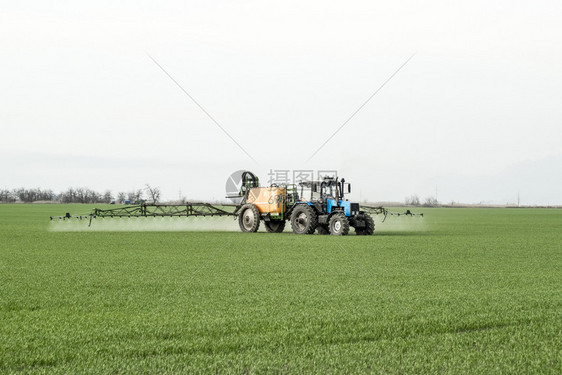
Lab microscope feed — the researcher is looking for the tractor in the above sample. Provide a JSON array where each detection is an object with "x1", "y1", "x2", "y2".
[{"x1": 233, "y1": 171, "x2": 375, "y2": 235}]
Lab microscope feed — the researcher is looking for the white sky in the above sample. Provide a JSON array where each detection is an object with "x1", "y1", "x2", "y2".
[{"x1": 1, "y1": 0, "x2": 561, "y2": 205}]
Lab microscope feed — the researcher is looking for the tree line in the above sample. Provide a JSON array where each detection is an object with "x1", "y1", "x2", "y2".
[
  {"x1": 0, "y1": 185, "x2": 160, "y2": 204},
  {"x1": 405, "y1": 194, "x2": 440, "y2": 207}
]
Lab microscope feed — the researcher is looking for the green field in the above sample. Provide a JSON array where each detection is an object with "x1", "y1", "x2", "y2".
[{"x1": 1, "y1": 205, "x2": 561, "y2": 373}]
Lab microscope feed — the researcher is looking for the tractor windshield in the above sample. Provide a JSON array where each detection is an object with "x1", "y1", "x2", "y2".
[
  {"x1": 321, "y1": 180, "x2": 341, "y2": 200},
  {"x1": 299, "y1": 179, "x2": 343, "y2": 202}
]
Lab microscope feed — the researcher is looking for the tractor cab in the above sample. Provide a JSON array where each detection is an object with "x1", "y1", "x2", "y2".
[
  {"x1": 298, "y1": 176, "x2": 350, "y2": 202},
  {"x1": 314, "y1": 177, "x2": 351, "y2": 202}
]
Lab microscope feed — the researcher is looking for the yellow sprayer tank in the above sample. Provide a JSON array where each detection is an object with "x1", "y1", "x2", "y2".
[{"x1": 246, "y1": 187, "x2": 286, "y2": 215}]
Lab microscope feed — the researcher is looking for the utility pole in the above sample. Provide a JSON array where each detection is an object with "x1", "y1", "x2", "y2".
[{"x1": 518, "y1": 191, "x2": 520, "y2": 207}]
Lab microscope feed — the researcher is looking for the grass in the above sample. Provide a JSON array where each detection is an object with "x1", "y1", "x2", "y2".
[{"x1": 0, "y1": 204, "x2": 560, "y2": 373}]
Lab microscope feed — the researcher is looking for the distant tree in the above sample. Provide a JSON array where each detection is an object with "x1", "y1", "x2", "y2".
[
  {"x1": 74, "y1": 188, "x2": 88, "y2": 203},
  {"x1": 127, "y1": 191, "x2": 136, "y2": 202},
  {"x1": 127, "y1": 189, "x2": 144, "y2": 204},
  {"x1": 423, "y1": 196, "x2": 439, "y2": 207},
  {"x1": 41, "y1": 189, "x2": 56, "y2": 201},
  {"x1": 103, "y1": 190, "x2": 113, "y2": 203},
  {"x1": 405, "y1": 195, "x2": 420, "y2": 206},
  {"x1": 145, "y1": 184, "x2": 161, "y2": 204},
  {"x1": 117, "y1": 192, "x2": 126, "y2": 204},
  {"x1": 89, "y1": 189, "x2": 101, "y2": 203},
  {"x1": 0, "y1": 189, "x2": 16, "y2": 203},
  {"x1": 135, "y1": 189, "x2": 144, "y2": 204},
  {"x1": 60, "y1": 188, "x2": 76, "y2": 203}
]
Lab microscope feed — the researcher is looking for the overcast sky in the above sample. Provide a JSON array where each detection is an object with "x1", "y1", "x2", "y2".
[{"x1": 1, "y1": 0, "x2": 561, "y2": 205}]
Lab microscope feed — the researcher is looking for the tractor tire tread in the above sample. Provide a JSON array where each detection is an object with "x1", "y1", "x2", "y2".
[
  {"x1": 363, "y1": 213, "x2": 375, "y2": 235},
  {"x1": 329, "y1": 213, "x2": 350, "y2": 236}
]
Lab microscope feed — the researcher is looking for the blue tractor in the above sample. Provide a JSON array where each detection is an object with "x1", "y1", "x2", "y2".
[{"x1": 288, "y1": 176, "x2": 375, "y2": 235}]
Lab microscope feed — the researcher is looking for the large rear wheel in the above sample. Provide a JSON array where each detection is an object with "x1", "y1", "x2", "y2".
[
  {"x1": 238, "y1": 204, "x2": 260, "y2": 232},
  {"x1": 355, "y1": 213, "x2": 375, "y2": 235},
  {"x1": 290, "y1": 205, "x2": 317, "y2": 235},
  {"x1": 264, "y1": 220, "x2": 285, "y2": 233},
  {"x1": 329, "y1": 213, "x2": 350, "y2": 236}
]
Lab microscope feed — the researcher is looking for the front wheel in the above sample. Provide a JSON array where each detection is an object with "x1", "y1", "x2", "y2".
[
  {"x1": 329, "y1": 213, "x2": 350, "y2": 236},
  {"x1": 238, "y1": 204, "x2": 260, "y2": 232}
]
